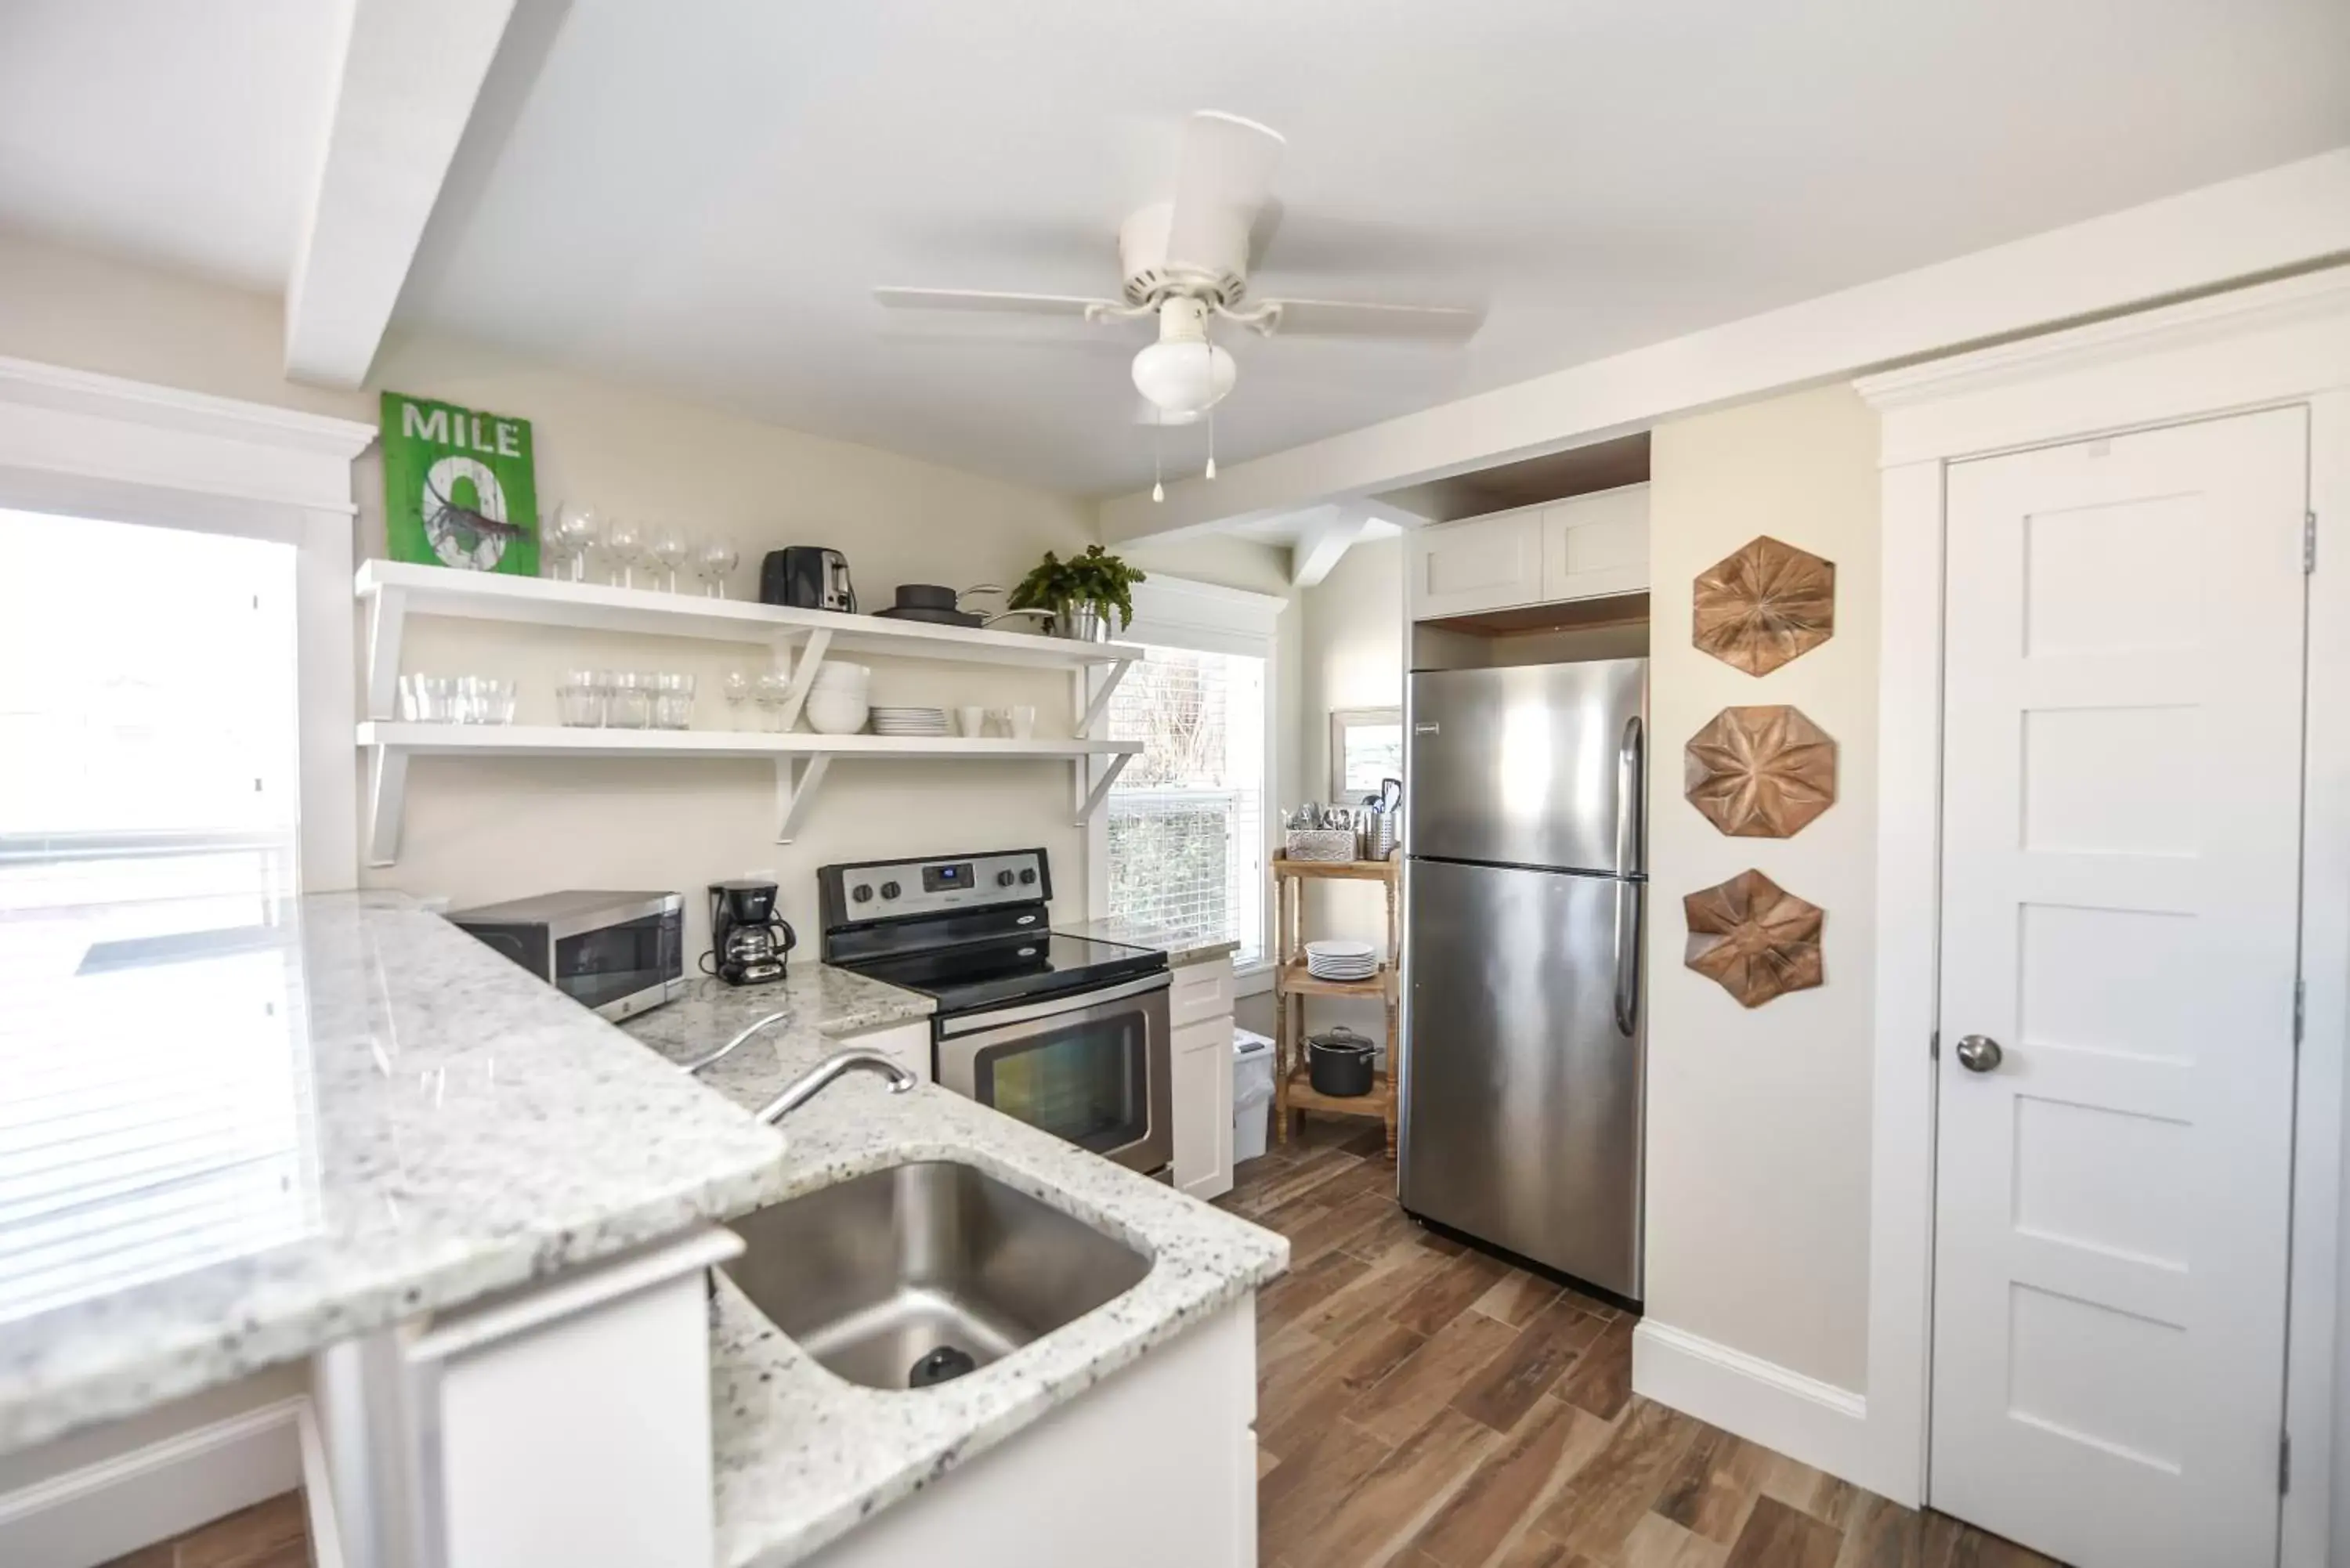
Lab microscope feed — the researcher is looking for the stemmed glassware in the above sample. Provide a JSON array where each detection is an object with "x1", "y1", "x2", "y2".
[
  {"x1": 550, "y1": 504, "x2": 598, "y2": 583},
  {"x1": 721, "y1": 670, "x2": 752, "y2": 728},
  {"x1": 754, "y1": 671, "x2": 790, "y2": 732},
  {"x1": 603, "y1": 518, "x2": 645, "y2": 590},
  {"x1": 699, "y1": 538, "x2": 740, "y2": 599},
  {"x1": 650, "y1": 522, "x2": 692, "y2": 594}
]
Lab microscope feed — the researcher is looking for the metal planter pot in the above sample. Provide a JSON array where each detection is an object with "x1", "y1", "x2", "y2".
[{"x1": 1057, "y1": 603, "x2": 1110, "y2": 642}]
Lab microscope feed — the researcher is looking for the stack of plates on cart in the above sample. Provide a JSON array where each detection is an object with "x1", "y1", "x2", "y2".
[
  {"x1": 1304, "y1": 939, "x2": 1379, "y2": 981},
  {"x1": 871, "y1": 706, "x2": 949, "y2": 736}
]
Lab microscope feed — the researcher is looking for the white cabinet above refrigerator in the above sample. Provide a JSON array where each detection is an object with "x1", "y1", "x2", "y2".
[{"x1": 1406, "y1": 482, "x2": 1650, "y2": 622}]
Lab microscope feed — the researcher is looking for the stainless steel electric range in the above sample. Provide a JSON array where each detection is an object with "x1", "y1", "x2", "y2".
[{"x1": 818, "y1": 847, "x2": 1173, "y2": 1177}]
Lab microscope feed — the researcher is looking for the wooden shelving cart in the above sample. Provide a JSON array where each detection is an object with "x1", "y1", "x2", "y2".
[{"x1": 1271, "y1": 850, "x2": 1403, "y2": 1159}]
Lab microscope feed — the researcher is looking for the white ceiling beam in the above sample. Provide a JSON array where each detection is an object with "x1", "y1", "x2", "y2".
[
  {"x1": 283, "y1": 0, "x2": 519, "y2": 388},
  {"x1": 1098, "y1": 148, "x2": 2350, "y2": 541},
  {"x1": 1289, "y1": 507, "x2": 1368, "y2": 588}
]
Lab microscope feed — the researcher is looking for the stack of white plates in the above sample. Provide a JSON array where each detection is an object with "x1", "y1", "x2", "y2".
[
  {"x1": 871, "y1": 706, "x2": 949, "y2": 736},
  {"x1": 1304, "y1": 939, "x2": 1379, "y2": 982}
]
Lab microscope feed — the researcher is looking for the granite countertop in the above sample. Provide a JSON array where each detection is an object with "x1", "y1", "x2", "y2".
[
  {"x1": 626, "y1": 990, "x2": 1287, "y2": 1568},
  {"x1": 620, "y1": 968, "x2": 937, "y2": 1065},
  {"x1": 1053, "y1": 915, "x2": 1242, "y2": 967},
  {"x1": 0, "y1": 891, "x2": 787, "y2": 1457}
]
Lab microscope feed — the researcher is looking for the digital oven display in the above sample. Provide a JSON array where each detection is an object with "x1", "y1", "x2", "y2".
[{"x1": 922, "y1": 862, "x2": 975, "y2": 893}]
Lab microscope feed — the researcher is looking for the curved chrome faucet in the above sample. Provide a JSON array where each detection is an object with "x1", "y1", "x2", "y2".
[
  {"x1": 678, "y1": 1010, "x2": 793, "y2": 1076},
  {"x1": 756, "y1": 1049, "x2": 917, "y2": 1126}
]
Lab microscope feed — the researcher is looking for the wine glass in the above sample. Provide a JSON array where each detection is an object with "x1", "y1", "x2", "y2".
[
  {"x1": 754, "y1": 671, "x2": 789, "y2": 732},
  {"x1": 721, "y1": 670, "x2": 752, "y2": 728},
  {"x1": 699, "y1": 538, "x2": 740, "y2": 599},
  {"x1": 650, "y1": 522, "x2": 692, "y2": 594},
  {"x1": 603, "y1": 518, "x2": 645, "y2": 590},
  {"x1": 551, "y1": 504, "x2": 598, "y2": 583}
]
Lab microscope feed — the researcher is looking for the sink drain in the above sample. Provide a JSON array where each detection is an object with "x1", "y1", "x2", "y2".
[{"x1": 908, "y1": 1345, "x2": 978, "y2": 1387}]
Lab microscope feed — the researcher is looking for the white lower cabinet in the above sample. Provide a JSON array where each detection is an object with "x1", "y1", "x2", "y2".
[
  {"x1": 808, "y1": 1300, "x2": 1260, "y2": 1568},
  {"x1": 309, "y1": 1227, "x2": 737, "y2": 1568},
  {"x1": 1168, "y1": 958, "x2": 1236, "y2": 1201}
]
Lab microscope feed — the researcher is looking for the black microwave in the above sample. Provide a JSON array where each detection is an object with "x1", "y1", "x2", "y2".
[{"x1": 447, "y1": 891, "x2": 686, "y2": 1021}]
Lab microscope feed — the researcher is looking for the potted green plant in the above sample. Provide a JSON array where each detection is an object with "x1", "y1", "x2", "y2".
[{"x1": 1007, "y1": 544, "x2": 1146, "y2": 641}]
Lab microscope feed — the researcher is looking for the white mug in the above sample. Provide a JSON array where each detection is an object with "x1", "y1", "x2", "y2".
[
  {"x1": 1004, "y1": 704, "x2": 1036, "y2": 739},
  {"x1": 955, "y1": 704, "x2": 987, "y2": 738}
]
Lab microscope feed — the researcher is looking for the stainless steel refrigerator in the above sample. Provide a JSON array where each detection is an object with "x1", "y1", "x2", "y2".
[{"x1": 1398, "y1": 658, "x2": 1647, "y2": 1299}]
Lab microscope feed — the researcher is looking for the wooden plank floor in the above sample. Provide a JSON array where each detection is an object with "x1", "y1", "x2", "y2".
[
  {"x1": 1218, "y1": 1122, "x2": 2067, "y2": 1568},
  {"x1": 98, "y1": 1490, "x2": 308, "y2": 1567}
]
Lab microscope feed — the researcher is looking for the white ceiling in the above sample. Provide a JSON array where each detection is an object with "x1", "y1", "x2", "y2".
[{"x1": 2, "y1": 1, "x2": 2346, "y2": 500}]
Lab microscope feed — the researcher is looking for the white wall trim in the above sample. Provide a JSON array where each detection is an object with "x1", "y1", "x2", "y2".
[
  {"x1": 1853, "y1": 269, "x2": 2350, "y2": 1563},
  {"x1": 1102, "y1": 147, "x2": 2350, "y2": 540},
  {"x1": 1631, "y1": 1321, "x2": 1888, "y2": 1496},
  {"x1": 0, "y1": 1396, "x2": 304, "y2": 1568},
  {"x1": 0, "y1": 356, "x2": 374, "y2": 890}
]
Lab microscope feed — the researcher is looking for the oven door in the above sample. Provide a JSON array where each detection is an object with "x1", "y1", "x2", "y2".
[{"x1": 936, "y1": 974, "x2": 1173, "y2": 1176}]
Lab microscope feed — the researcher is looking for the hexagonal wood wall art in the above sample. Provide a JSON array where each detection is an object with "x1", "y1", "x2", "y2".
[
  {"x1": 1692, "y1": 535, "x2": 1835, "y2": 675},
  {"x1": 1685, "y1": 705, "x2": 1839, "y2": 839},
  {"x1": 1684, "y1": 868, "x2": 1824, "y2": 1008}
]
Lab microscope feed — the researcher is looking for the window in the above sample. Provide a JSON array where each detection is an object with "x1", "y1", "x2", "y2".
[
  {"x1": 1104, "y1": 643, "x2": 1268, "y2": 966},
  {"x1": 0, "y1": 508, "x2": 313, "y2": 1319}
]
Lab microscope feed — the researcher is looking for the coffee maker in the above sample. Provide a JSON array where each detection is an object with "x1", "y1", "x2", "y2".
[{"x1": 706, "y1": 880, "x2": 796, "y2": 985}]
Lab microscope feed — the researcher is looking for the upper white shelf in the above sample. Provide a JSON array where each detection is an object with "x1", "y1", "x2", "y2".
[{"x1": 354, "y1": 559, "x2": 1144, "y2": 669}]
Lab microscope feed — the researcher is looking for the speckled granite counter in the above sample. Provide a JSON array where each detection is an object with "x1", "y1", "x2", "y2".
[
  {"x1": 0, "y1": 891, "x2": 786, "y2": 1457},
  {"x1": 626, "y1": 985, "x2": 1287, "y2": 1568},
  {"x1": 1053, "y1": 915, "x2": 1241, "y2": 966},
  {"x1": 620, "y1": 968, "x2": 937, "y2": 1065}
]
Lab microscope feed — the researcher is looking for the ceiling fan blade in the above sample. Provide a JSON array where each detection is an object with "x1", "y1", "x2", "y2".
[
  {"x1": 873, "y1": 287, "x2": 1122, "y2": 317},
  {"x1": 1164, "y1": 111, "x2": 1285, "y2": 273},
  {"x1": 1257, "y1": 298, "x2": 1484, "y2": 341}
]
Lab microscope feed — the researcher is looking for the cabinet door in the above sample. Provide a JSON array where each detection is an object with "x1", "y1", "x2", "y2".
[
  {"x1": 1172, "y1": 1017, "x2": 1231, "y2": 1199},
  {"x1": 1408, "y1": 510, "x2": 1543, "y2": 620},
  {"x1": 1538, "y1": 483, "x2": 1649, "y2": 602}
]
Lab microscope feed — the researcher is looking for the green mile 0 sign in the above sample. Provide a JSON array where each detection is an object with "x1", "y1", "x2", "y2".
[{"x1": 381, "y1": 392, "x2": 539, "y2": 575}]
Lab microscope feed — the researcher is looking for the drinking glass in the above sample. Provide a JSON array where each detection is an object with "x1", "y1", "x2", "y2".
[
  {"x1": 700, "y1": 538, "x2": 740, "y2": 599},
  {"x1": 552, "y1": 504, "x2": 598, "y2": 583},
  {"x1": 721, "y1": 670, "x2": 752, "y2": 728},
  {"x1": 650, "y1": 524, "x2": 692, "y2": 594},
  {"x1": 754, "y1": 671, "x2": 790, "y2": 732},
  {"x1": 604, "y1": 518, "x2": 645, "y2": 590},
  {"x1": 557, "y1": 667, "x2": 603, "y2": 727},
  {"x1": 606, "y1": 670, "x2": 652, "y2": 728},
  {"x1": 653, "y1": 672, "x2": 697, "y2": 729}
]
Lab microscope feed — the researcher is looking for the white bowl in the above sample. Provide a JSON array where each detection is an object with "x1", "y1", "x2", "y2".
[
  {"x1": 804, "y1": 692, "x2": 870, "y2": 735},
  {"x1": 810, "y1": 661, "x2": 870, "y2": 689}
]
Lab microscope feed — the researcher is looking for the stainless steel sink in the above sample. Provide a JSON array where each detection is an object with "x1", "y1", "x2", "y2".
[{"x1": 724, "y1": 1161, "x2": 1152, "y2": 1390}]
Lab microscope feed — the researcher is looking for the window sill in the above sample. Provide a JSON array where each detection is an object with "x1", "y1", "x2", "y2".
[{"x1": 1235, "y1": 959, "x2": 1275, "y2": 998}]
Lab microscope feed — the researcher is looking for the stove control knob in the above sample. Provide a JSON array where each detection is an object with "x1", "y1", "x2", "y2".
[
  {"x1": 880, "y1": 880, "x2": 902, "y2": 901},
  {"x1": 851, "y1": 883, "x2": 873, "y2": 904},
  {"x1": 1018, "y1": 868, "x2": 1038, "y2": 885},
  {"x1": 996, "y1": 869, "x2": 1018, "y2": 887}
]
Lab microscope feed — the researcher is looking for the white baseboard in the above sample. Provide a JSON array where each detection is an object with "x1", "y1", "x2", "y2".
[
  {"x1": 1632, "y1": 1321, "x2": 1896, "y2": 1498},
  {"x1": 0, "y1": 1396, "x2": 303, "y2": 1568}
]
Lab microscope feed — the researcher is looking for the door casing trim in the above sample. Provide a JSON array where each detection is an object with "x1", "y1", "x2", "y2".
[{"x1": 1856, "y1": 263, "x2": 2350, "y2": 1565}]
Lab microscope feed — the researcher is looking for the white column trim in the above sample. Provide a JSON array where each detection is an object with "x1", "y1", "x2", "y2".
[{"x1": 1853, "y1": 267, "x2": 2350, "y2": 1559}]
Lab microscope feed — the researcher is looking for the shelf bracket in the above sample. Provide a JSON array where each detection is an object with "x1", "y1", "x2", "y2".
[
  {"x1": 774, "y1": 628, "x2": 831, "y2": 735},
  {"x1": 365, "y1": 745, "x2": 410, "y2": 866},
  {"x1": 774, "y1": 753, "x2": 832, "y2": 843},
  {"x1": 1074, "y1": 656, "x2": 1133, "y2": 739},
  {"x1": 1072, "y1": 751, "x2": 1131, "y2": 828},
  {"x1": 364, "y1": 587, "x2": 407, "y2": 721}
]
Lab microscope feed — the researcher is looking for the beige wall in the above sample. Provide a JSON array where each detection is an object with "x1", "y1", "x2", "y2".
[
  {"x1": 1643, "y1": 385, "x2": 1881, "y2": 1390},
  {"x1": 0, "y1": 232, "x2": 1101, "y2": 956}
]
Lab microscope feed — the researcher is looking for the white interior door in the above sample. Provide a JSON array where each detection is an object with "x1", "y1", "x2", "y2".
[{"x1": 1931, "y1": 407, "x2": 2309, "y2": 1567}]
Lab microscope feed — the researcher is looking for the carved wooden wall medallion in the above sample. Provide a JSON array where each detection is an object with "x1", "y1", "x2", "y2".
[
  {"x1": 1683, "y1": 869, "x2": 1824, "y2": 1007},
  {"x1": 1685, "y1": 705, "x2": 1838, "y2": 839},
  {"x1": 1692, "y1": 536, "x2": 1835, "y2": 675}
]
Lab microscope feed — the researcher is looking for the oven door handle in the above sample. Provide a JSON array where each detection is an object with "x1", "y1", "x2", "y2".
[{"x1": 935, "y1": 971, "x2": 1172, "y2": 1037}]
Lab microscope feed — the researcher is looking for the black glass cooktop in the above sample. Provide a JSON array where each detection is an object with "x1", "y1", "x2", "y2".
[{"x1": 837, "y1": 934, "x2": 1166, "y2": 1017}]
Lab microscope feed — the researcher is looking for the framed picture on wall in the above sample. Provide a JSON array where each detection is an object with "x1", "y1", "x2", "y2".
[{"x1": 1330, "y1": 706, "x2": 1404, "y2": 801}]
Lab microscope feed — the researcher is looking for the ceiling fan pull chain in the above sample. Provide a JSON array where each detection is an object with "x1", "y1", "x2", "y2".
[
  {"x1": 1152, "y1": 411, "x2": 1165, "y2": 504},
  {"x1": 1203, "y1": 320, "x2": 1218, "y2": 480}
]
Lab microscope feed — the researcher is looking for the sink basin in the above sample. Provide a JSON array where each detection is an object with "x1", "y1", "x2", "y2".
[{"x1": 724, "y1": 1161, "x2": 1152, "y2": 1390}]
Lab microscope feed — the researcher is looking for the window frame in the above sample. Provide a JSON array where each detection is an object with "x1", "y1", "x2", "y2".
[
  {"x1": 1084, "y1": 573, "x2": 1286, "y2": 988},
  {"x1": 0, "y1": 356, "x2": 377, "y2": 890}
]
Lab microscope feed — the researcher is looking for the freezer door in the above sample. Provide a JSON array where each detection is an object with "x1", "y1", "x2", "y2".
[
  {"x1": 1407, "y1": 659, "x2": 1647, "y2": 876},
  {"x1": 1399, "y1": 857, "x2": 1644, "y2": 1297}
]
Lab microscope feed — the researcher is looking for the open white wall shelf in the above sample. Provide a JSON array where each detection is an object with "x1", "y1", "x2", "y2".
[{"x1": 352, "y1": 562, "x2": 1143, "y2": 864}]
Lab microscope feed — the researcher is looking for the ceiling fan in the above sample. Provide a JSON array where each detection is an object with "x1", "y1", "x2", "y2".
[{"x1": 875, "y1": 111, "x2": 1480, "y2": 486}]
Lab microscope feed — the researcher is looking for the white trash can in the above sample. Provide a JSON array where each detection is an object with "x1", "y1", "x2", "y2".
[{"x1": 1233, "y1": 1028, "x2": 1276, "y2": 1165}]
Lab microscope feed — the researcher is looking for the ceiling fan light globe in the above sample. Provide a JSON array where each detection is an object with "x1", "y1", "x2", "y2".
[{"x1": 1131, "y1": 339, "x2": 1236, "y2": 416}]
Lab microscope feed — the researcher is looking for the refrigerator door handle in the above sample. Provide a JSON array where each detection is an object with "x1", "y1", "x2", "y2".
[
  {"x1": 1615, "y1": 714, "x2": 1644, "y2": 876},
  {"x1": 1612, "y1": 879, "x2": 1643, "y2": 1037}
]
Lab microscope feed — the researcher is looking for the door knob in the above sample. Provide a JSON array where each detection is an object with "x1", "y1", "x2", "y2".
[{"x1": 1954, "y1": 1035, "x2": 2004, "y2": 1073}]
